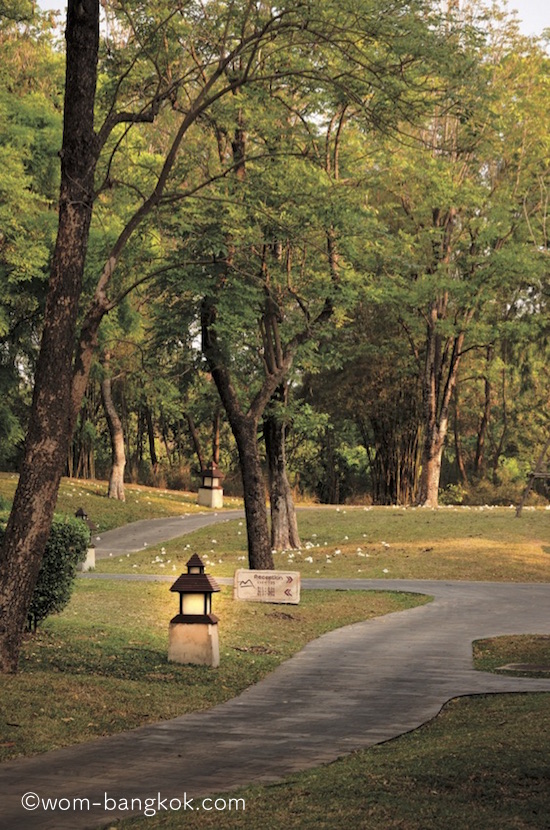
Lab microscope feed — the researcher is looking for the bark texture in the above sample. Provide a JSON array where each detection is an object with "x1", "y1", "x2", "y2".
[
  {"x1": 264, "y1": 399, "x2": 301, "y2": 551},
  {"x1": 0, "y1": 0, "x2": 99, "y2": 672},
  {"x1": 418, "y1": 300, "x2": 468, "y2": 507},
  {"x1": 101, "y1": 357, "x2": 126, "y2": 501}
]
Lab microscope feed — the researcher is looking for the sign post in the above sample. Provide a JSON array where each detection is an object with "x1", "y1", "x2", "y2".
[{"x1": 233, "y1": 569, "x2": 301, "y2": 604}]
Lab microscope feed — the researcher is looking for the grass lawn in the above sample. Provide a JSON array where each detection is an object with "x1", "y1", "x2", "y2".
[
  {"x1": 1, "y1": 475, "x2": 549, "y2": 827},
  {"x1": 95, "y1": 505, "x2": 550, "y2": 583},
  {"x1": 0, "y1": 581, "x2": 427, "y2": 761},
  {"x1": 0, "y1": 472, "x2": 242, "y2": 532},
  {"x1": 120, "y1": 692, "x2": 550, "y2": 830},
  {"x1": 474, "y1": 634, "x2": 550, "y2": 677}
]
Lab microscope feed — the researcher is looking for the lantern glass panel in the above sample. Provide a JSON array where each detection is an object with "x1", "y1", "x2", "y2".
[{"x1": 182, "y1": 593, "x2": 206, "y2": 615}]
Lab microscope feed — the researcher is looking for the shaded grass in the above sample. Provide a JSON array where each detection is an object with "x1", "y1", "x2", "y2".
[
  {"x1": 121, "y1": 692, "x2": 550, "y2": 830},
  {"x1": 0, "y1": 473, "x2": 242, "y2": 532},
  {"x1": 474, "y1": 635, "x2": 550, "y2": 678},
  {"x1": 0, "y1": 581, "x2": 427, "y2": 761},
  {"x1": 95, "y1": 506, "x2": 550, "y2": 583}
]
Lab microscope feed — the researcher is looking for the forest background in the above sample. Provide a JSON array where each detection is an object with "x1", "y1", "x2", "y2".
[{"x1": 1, "y1": 0, "x2": 549, "y2": 511}]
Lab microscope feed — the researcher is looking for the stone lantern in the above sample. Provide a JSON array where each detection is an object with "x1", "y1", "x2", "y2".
[
  {"x1": 168, "y1": 554, "x2": 220, "y2": 667},
  {"x1": 197, "y1": 462, "x2": 224, "y2": 509}
]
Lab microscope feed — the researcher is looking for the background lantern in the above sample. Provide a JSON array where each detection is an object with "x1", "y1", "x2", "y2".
[{"x1": 197, "y1": 462, "x2": 225, "y2": 508}]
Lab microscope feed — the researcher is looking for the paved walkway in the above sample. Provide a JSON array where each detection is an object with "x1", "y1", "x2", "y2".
[
  {"x1": 2, "y1": 574, "x2": 550, "y2": 829},
  {"x1": 92, "y1": 510, "x2": 245, "y2": 559}
]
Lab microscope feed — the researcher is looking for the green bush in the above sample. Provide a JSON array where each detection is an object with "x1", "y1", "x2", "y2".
[{"x1": 0, "y1": 516, "x2": 89, "y2": 631}]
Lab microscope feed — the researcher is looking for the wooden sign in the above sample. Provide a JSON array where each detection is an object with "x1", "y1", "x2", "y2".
[{"x1": 233, "y1": 569, "x2": 301, "y2": 604}]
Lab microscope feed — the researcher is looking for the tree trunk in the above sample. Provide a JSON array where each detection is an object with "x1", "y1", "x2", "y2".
[
  {"x1": 145, "y1": 405, "x2": 158, "y2": 471},
  {"x1": 418, "y1": 306, "x2": 466, "y2": 507},
  {"x1": 234, "y1": 416, "x2": 274, "y2": 570},
  {"x1": 453, "y1": 382, "x2": 468, "y2": 486},
  {"x1": 0, "y1": 0, "x2": 99, "y2": 673},
  {"x1": 201, "y1": 297, "x2": 274, "y2": 570},
  {"x1": 474, "y1": 346, "x2": 493, "y2": 477},
  {"x1": 212, "y1": 408, "x2": 221, "y2": 465},
  {"x1": 264, "y1": 397, "x2": 301, "y2": 551},
  {"x1": 186, "y1": 412, "x2": 205, "y2": 473},
  {"x1": 100, "y1": 358, "x2": 126, "y2": 501},
  {"x1": 419, "y1": 435, "x2": 445, "y2": 507}
]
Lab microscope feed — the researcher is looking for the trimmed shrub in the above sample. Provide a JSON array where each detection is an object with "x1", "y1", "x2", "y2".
[{"x1": 0, "y1": 516, "x2": 90, "y2": 631}]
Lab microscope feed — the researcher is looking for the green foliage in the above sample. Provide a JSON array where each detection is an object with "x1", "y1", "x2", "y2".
[{"x1": 0, "y1": 516, "x2": 90, "y2": 631}]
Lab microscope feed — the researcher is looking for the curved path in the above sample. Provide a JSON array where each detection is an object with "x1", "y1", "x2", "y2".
[
  {"x1": 92, "y1": 510, "x2": 245, "y2": 559},
  {"x1": 2, "y1": 521, "x2": 550, "y2": 829}
]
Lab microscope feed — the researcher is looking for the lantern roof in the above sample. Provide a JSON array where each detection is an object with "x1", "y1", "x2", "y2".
[
  {"x1": 170, "y1": 554, "x2": 220, "y2": 594},
  {"x1": 201, "y1": 462, "x2": 224, "y2": 480}
]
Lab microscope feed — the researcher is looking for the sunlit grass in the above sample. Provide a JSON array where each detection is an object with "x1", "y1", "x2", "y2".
[
  {"x1": 0, "y1": 472, "x2": 243, "y2": 532},
  {"x1": 95, "y1": 505, "x2": 550, "y2": 583}
]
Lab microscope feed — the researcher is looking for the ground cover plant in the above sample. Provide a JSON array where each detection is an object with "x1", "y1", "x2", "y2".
[
  {"x1": 0, "y1": 581, "x2": 426, "y2": 761},
  {"x1": 94, "y1": 505, "x2": 550, "y2": 583},
  {"x1": 121, "y1": 692, "x2": 550, "y2": 830}
]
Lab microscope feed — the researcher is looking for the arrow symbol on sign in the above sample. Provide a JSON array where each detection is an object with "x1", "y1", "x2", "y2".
[
  {"x1": 286, "y1": 576, "x2": 293, "y2": 584},
  {"x1": 284, "y1": 588, "x2": 293, "y2": 597}
]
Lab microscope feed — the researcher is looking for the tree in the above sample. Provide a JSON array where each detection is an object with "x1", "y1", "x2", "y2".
[
  {"x1": 0, "y1": 0, "x2": 479, "y2": 669},
  {"x1": 358, "y1": 16, "x2": 550, "y2": 506}
]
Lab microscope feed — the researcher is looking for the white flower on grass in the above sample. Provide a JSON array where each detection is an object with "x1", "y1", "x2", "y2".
[
  {"x1": 334, "y1": 549, "x2": 341, "y2": 555},
  {"x1": 211, "y1": 539, "x2": 217, "y2": 544},
  {"x1": 326, "y1": 558, "x2": 332, "y2": 564},
  {"x1": 381, "y1": 541, "x2": 390, "y2": 548},
  {"x1": 304, "y1": 556, "x2": 313, "y2": 563},
  {"x1": 343, "y1": 535, "x2": 349, "y2": 540},
  {"x1": 357, "y1": 552, "x2": 365, "y2": 557},
  {"x1": 382, "y1": 568, "x2": 389, "y2": 573}
]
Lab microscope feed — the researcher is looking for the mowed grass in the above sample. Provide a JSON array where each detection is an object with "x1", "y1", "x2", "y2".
[
  {"x1": 121, "y1": 692, "x2": 550, "y2": 830},
  {"x1": 95, "y1": 505, "x2": 550, "y2": 583},
  {"x1": 0, "y1": 581, "x2": 427, "y2": 761},
  {"x1": 0, "y1": 472, "x2": 242, "y2": 532},
  {"x1": 474, "y1": 634, "x2": 550, "y2": 678}
]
